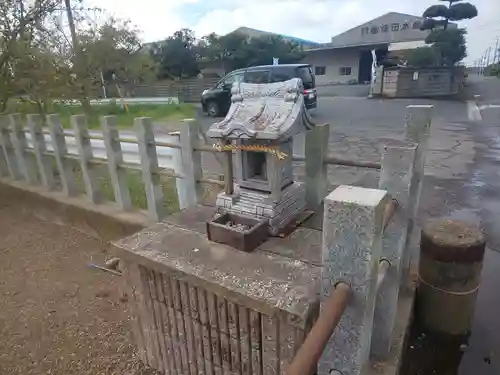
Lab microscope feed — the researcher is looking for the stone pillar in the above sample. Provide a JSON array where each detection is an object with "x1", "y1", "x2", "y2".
[
  {"x1": 371, "y1": 144, "x2": 417, "y2": 359},
  {"x1": 134, "y1": 117, "x2": 165, "y2": 221},
  {"x1": 404, "y1": 104, "x2": 433, "y2": 278},
  {"x1": 179, "y1": 118, "x2": 203, "y2": 207},
  {"x1": 0, "y1": 115, "x2": 21, "y2": 180},
  {"x1": 305, "y1": 124, "x2": 329, "y2": 209},
  {"x1": 27, "y1": 114, "x2": 56, "y2": 190},
  {"x1": 10, "y1": 113, "x2": 38, "y2": 184},
  {"x1": 418, "y1": 219, "x2": 485, "y2": 336},
  {"x1": 47, "y1": 114, "x2": 78, "y2": 197},
  {"x1": 320, "y1": 185, "x2": 389, "y2": 375},
  {"x1": 72, "y1": 114, "x2": 102, "y2": 204},
  {"x1": 101, "y1": 116, "x2": 132, "y2": 210}
]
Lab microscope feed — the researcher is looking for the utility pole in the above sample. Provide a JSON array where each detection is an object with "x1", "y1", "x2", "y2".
[
  {"x1": 485, "y1": 47, "x2": 492, "y2": 74},
  {"x1": 64, "y1": 0, "x2": 79, "y2": 62},
  {"x1": 494, "y1": 37, "x2": 500, "y2": 66},
  {"x1": 64, "y1": 0, "x2": 91, "y2": 109}
]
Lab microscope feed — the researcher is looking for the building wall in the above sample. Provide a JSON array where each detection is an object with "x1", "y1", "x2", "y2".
[
  {"x1": 302, "y1": 48, "x2": 361, "y2": 85},
  {"x1": 381, "y1": 67, "x2": 466, "y2": 98}
]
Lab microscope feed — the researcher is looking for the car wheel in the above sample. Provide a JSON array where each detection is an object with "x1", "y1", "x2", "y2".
[{"x1": 206, "y1": 101, "x2": 219, "y2": 117}]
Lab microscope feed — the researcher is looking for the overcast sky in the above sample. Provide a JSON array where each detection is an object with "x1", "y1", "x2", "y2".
[{"x1": 85, "y1": 0, "x2": 499, "y2": 65}]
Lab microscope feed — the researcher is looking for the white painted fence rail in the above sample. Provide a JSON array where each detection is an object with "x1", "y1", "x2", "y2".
[
  {"x1": 54, "y1": 97, "x2": 180, "y2": 106},
  {"x1": 23, "y1": 129, "x2": 189, "y2": 209}
]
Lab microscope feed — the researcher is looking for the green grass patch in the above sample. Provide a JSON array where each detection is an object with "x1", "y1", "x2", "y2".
[
  {"x1": 60, "y1": 160, "x2": 179, "y2": 214},
  {"x1": 4, "y1": 100, "x2": 196, "y2": 129}
]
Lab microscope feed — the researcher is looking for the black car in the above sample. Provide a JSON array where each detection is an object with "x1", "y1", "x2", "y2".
[{"x1": 201, "y1": 64, "x2": 317, "y2": 117}]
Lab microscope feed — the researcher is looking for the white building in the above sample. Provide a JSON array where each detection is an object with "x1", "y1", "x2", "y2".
[
  {"x1": 201, "y1": 12, "x2": 443, "y2": 84},
  {"x1": 302, "y1": 12, "x2": 435, "y2": 85}
]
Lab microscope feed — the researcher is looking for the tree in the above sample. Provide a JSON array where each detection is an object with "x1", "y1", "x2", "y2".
[
  {"x1": 198, "y1": 32, "x2": 305, "y2": 73},
  {"x1": 419, "y1": 0, "x2": 478, "y2": 66},
  {"x1": 78, "y1": 18, "x2": 157, "y2": 92},
  {"x1": 406, "y1": 47, "x2": 441, "y2": 67},
  {"x1": 0, "y1": 0, "x2": 63, "y2": 110},
  {"x1": 150, "y1": 28, "x2": 200, "y2": 79}
]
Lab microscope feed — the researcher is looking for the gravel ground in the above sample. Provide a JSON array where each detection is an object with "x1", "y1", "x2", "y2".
[{"x1": 0, "y1": 200, "x2": 157, "y2": 375}]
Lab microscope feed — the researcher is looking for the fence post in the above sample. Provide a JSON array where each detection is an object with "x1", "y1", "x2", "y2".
[
  {"x1": 305, "y1": 124, "x2": 329, "y2": 209},
  {"x1": 404, "y1": 104, "x2": 433, "y2": 274},
  {"x1": 72, "y1": 114, "x2": 102, "y2": 204},
  {"x1": 179, "y1": 118, "x2": 203, "y2": 207},
  {"x1": 370, "y1": 144, "x2": 417, "y2": 359},
  {"x1": 168, "y1": 131, "x2": 189, "y2": 210},
  {"x1": 101, "y1": 116, "x2": 132, "y2": 210},
  {"x1": 9, "y1": 113, "x2": 38, "y2": 184},
  {"x1": 27, "y1": 114, "x2": 56, "y2": 190},
  {"x1": 0, "y1": 115, "x2": 21, "y2": 180},
  {"x1": 0, "y1": 140, "x2": 7, "y2": 177},
  {"x1": 134, "y1": 117, "x2": 165, "y2": 221},
  {"x1": 47, "y1": 114, "x2": 78, "y2": 197},
  {"x1": 319, "y1": 185, "x2": 389, "y2": 375}
]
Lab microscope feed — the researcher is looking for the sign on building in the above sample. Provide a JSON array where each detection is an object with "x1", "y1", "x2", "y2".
[
  {"x1": 273, "y1": 57, "x2": 279, "y2": 65},
  {"x1": 361, "y1": 20, "x2": 422, "y2": 36}
]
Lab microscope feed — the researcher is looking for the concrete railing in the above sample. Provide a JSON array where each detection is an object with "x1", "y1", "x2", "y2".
[{"x1": 0, "y1": 105, "x2": 433, "y2": 375}]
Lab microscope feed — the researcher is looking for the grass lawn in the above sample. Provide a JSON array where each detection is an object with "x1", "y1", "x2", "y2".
[
  {"x1": 4, "y1": 100, "x2": 196, "y2": 129},
  {"x1": 69, "y1": 160, "x2": 180, "y2": 214}
]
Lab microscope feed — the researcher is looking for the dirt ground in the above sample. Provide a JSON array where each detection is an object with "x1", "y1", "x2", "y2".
[{"x1": 0, "y1": 199, "x2": 156, "y2": 375}]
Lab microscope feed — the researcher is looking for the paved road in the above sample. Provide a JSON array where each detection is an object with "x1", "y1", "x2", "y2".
[{"x1": 198, "y1": 79, "x2": 500, "y2": 373}]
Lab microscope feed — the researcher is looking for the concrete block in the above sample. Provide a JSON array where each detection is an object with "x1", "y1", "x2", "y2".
[{"x1": 320, "y1": 185, "x2": 389, "y2": 375}]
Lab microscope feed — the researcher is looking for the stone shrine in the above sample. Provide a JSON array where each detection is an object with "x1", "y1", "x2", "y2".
[{"x1": 207, "y1": 77, "x2": 316, "y2": 235}]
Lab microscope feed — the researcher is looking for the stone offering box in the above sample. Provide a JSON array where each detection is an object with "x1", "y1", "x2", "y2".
[{"x1": 206, "y1": 213, "x2": 268, "y2": 252}]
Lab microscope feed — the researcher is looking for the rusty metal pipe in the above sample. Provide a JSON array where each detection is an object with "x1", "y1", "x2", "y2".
[
  {"x1": 324, "y1": 155, "x2": 382, "y2": 170},
  {"x1": 286, "y1": 282, "x2": 351, "y2": 375},
  {"x1": 382, "y1": 199, "x2": 398, "y2": 231}
]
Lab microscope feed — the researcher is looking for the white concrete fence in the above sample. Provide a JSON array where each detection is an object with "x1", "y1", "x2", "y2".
[{"x1": 0, "y1": 105, "x2": 432, "y2": 375}]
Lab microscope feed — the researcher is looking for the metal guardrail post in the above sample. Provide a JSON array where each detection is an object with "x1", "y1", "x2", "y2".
[
  {"x1": 101, "y1": 116, "x2": 132, "y2": 210},
  {"x1": 320, "y1": 185, "x2": 389, "y2": 375},
  {"x1": 371, "y1": 144, "x2": 417, "y2": 359},
  {"x1": 47, "y1": 114, "x2": 78, "y2": 197},
  {"x1": 27, "y1": 114, "x2": 56, "y2": 190}
]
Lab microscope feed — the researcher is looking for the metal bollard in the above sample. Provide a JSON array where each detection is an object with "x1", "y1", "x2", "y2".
[{"x1": 417, "y1": 219, "x2": 486, "y2": 336}]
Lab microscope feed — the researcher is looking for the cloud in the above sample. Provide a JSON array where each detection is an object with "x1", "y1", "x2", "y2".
[{"x1": 88, "y1": 0, "x2": 500, "y2": 64}]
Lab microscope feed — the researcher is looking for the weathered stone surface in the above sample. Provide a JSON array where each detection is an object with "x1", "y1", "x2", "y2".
[
  {"x1": 115, "y1": 207, "x2": 321, "y2": 375},
  {"x1": 216, "y1": 182, "x2": 306, "y2": 235},
  {"x1": 207, "y1": 78, "x2": 313, "y2": 140},
  {"x1": 319, "y1": 185, "x2": 389, "y2": 375},
  {"x1": 371, "y1": 144, "x2": 417, "y2": 359},
  {"x1": 114, "y1": 222, "x2": 318, "y2": 325}
]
